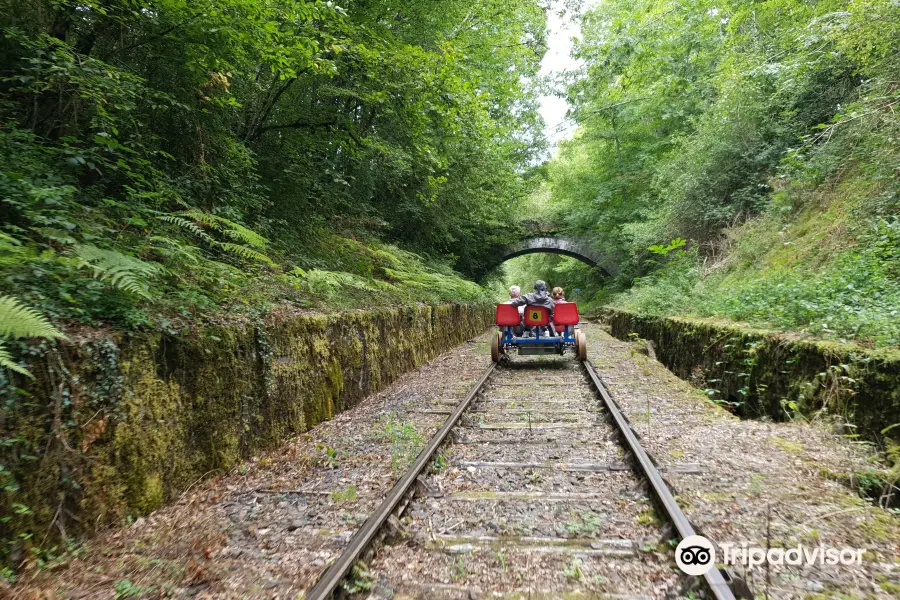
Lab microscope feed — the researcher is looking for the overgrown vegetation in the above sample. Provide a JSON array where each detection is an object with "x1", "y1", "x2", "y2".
[
  {"x1": 0, "y1": 295, "x2": 63, "y2": 376},
  {"x1": 0, "y1": 0, "x2": 549, "y2": 374},
  {"x1": 3, "y1": 0, "x2": 898, "y2": 577},
  {"x1": 0, "y1": 0, "x2": 550, "y2": 573},
  {"x1": 379, "y1": 413, "x2": 423, "y2": 474},
  {"x1": 527, "y1": 0, "x2": 899, "y2": 348}
]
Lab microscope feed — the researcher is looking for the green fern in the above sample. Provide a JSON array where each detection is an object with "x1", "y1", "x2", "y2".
[
  {"x1": 0, "y1": 295, "x2": 65, "y2": 378},
  {"x1": 0, "y1": 232, "x2": 22, "y2": 247},
  {"x1": 296, "y1": 239, "x2": 489, "y2": 305},
  {"x1": 382, "y1": 266, "x2": 484, "y2": 301},
  {"x1": 0, "y1": 344, "x2": 29, "y2": 377},
  {"x1": 302, "y1": 269, "x2": 398, "y2": 297},
  {"x1": 0, "y1": 295, "x2": 63, "y2": 340},
  {"x1": 179, "y1": 210, "x2": 268, "y2": 249},
  {"x1": 71, "y1": 244, "x2": 164, "y2": 299},
  {"x1": 149, "y1": 236, "x2": 201, "y2": 263},
  {"x1": 218, "y1": 243, "x2": 275, "y2": 266},
  {"x1": 157, "y1": 210, "x2": 274, "y2": 265},
  {"x1": 156, "y1": 215, "x2": 215, "y2": 245},
  {"x1": 0, "y1": 232, "x2": 26, "y2": 267}
]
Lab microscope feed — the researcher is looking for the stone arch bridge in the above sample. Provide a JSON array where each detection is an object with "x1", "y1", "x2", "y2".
[{"x1": 486, "y1": 236, "x2": 619, "y2": 278}]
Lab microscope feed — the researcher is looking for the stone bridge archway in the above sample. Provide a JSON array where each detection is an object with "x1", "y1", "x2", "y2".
[{"x1": 490, "y1": 236, "x2": 618, "y2": 277}]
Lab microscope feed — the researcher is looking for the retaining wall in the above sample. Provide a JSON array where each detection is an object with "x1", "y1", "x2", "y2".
[
  {"x1": 603, "y1": 310, "x2": 900, "y2": 443},
  {"x1": 0, "y1": 303, "x2": 492, "y2": 566}
]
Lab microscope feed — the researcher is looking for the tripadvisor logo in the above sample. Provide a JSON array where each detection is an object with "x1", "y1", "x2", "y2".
[
  {"x1": 675, "y1": 535, "x2": 865, "y2": 576},
  {"x1": 676, "y1": 536, "x2": 716, "y2": 576}
]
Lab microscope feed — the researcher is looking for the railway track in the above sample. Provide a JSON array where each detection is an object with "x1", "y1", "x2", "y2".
[{"x1": 304, "y1": 355, "x2": 741, "y2": 599}]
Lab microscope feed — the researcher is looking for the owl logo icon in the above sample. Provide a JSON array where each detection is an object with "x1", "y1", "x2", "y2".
[{"x1": 676, "y1": 535, "x2": 716, "y2": 576}]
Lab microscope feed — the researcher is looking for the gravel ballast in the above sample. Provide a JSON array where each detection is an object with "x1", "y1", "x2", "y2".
[{"x1": 12, "y1": 324, "x2": 899, "y2": 599}]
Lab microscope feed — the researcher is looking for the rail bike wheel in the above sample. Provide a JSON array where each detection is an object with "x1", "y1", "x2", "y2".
[
  {"x1": 491, "y1": 331, "x2": 502, "y2": 362},
  {"x1": 575, "y1": 330, "x2": 588, "y2": 362}
]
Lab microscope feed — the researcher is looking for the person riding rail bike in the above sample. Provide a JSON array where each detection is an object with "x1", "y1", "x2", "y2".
[
  {"x1": 510, "y1": 280, "x2": 556, "y2": 337},
  {"x1": 503, "y1": 285, "x2": 526, "y2": 336}
]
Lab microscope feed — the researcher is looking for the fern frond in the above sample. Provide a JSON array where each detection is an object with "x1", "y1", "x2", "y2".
[
  {"x1": 178, "y1": 209, "x2": 220, "y2": 229},
  {"x1": 0, "y1": 341, "x2": 34, "y2": 378},
  {"x1": 71, "y1": 244, "x2": 164, "y2": 299},
  {"x1": 180, "y1": 210, "x2": 268, "y2": 249},
  {"x1": 219, "y1": 225, "x2": 267, "y2": 249},
  {"x1": 0, "y1": 232, "x2": 23, "y2": 247},
  {"x1": 0, "y1": 295, "x2": 64, "y2": 340},
  {"x1": 0, "y1": 232, "x2": 28, "y2": 267},
  {"x1": 368, "y1": 246, "x2": 402, "y2": 269},
  {"x1": 218, "y1": 243, "x2": 275, "y2": 265},
  {"x1": 156, "y1": 215, "x2": 215, "y2": 245},
  {"x1": 302, "y1": 270, "x2": 398, "y2": 296},
  {"x1": 149, "y1": 236, "x2": 200, "y2": 263},
  {"x1": 109, "y1": 271, "x2": 152, "y2": 297}
]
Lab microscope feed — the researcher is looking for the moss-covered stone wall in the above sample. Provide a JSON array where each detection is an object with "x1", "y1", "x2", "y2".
[
  {"x1": 0, "y1": 304, "x2": 492, "y2": 567},
  {"x1": 603, "y1": 310, "x2": 900, "y2": 444}
]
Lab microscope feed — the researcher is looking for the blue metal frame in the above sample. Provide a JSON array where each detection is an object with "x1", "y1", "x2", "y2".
[{"x1": 498, "y1": 324, "x2": 578, "y2": 352}]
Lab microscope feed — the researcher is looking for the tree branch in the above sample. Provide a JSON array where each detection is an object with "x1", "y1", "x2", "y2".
[
  {"x1": 250, "y1": 117, "x2": 339, "y2": 140},
  {"x1": 107, "y1": 14, "x2": 202, "y2": 58},
  {"x1": 243, "y1": 78, "x2": 296, "y2": 141}
]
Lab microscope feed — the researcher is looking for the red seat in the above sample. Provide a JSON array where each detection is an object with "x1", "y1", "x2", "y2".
[
  {"x1": 523, "y1": 305, "x2": 550, "y2": 327},
  {"x1": 553, "y1": 303, "x2": 580, "y2": 326},
  {"x1": 495, "y1": 304, "x2": 521, "y2": 326}
]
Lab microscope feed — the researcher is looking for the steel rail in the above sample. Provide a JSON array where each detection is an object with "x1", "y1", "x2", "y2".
[
  {"x1": 583, "y1": 360, "x2": 737, "y2": 600},
  {"x1": 303, "y1": 362, "x2": 497, "y2": 600}
]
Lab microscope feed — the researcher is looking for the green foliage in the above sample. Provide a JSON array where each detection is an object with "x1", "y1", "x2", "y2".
[
  {"x1": 0, "y1": 0, "x2": 546, "y2": 335},
  {"x1": 612, "y1": 248, "x2": 701, "y2": 318},
  {"x1": 71, "y1": 244, "x2": 165, "y2": 299},
  {"x1": 563, "y1": 557, "x2": 584, "y2": 582},
  {"x1": 702, "y1": 243, "x2": 900, "y2": 347},
  {"x1": 379, "y1": 413, "x2": 423, "y2": 474},
  {"x1": 648, "y1": 238, "x2": 686, "y2": 257},
  {"x1": 158, "y1": 210, "x2": 274, "y2": 266},
  {"x1": 331, "y1": 485, "x2": 358, "y2": 504},
  {"x1": 299, "y1": 269, "x2": 396, "y2": 296},
  {"x1": 546, "y1": 0, "x2": 900, "y2": 347},
  {"x1": 282, "y1": 241, "x2": 491, "y2": 308},
  {"x1": 451, "y1": 556, "x2": 467, "y2": 582},
  {"x1": 314, "y1": 444, "x2": 340, "y2": 470},
  {"x1": 341, "y1": 561, "x2": 375, "y2": 594},
  {"x1": 0, "y1": 295, "x2": 63, "y2": 377},
  {"x1": 114, "y1": 579, "x2": 151, "y2": 599},
  {"x1": 614, "y1": 214, "x2": 900, "y2": 347},
  {"x1": 563, "y1": 510, "x2": 604, "y2": 537},
  {"x1": 431, "y1": 453, "x2": 448, "y2": 473},
  {"x1": 0, "y1": 295, "x2": 62, "y2": 341}
]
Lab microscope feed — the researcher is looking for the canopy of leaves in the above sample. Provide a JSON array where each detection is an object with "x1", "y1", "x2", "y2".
[
  {"x1": 0, "y1": 0, "x2": 549, "y2": 336},
  {"x1": 537, "y1": 0, "x2": 899, "y2": 347}
]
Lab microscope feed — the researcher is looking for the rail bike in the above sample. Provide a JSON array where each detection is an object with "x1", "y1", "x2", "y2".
[{"x1": 491, "y1": 302, "x2": 587, "y2": 362}]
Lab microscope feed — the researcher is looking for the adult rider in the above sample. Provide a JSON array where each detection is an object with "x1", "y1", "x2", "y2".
[{"x1": 510, "y1": 280, "x2": 556, "y2": 336}]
